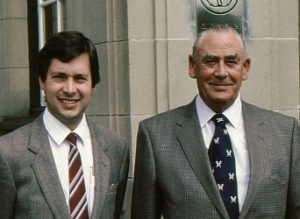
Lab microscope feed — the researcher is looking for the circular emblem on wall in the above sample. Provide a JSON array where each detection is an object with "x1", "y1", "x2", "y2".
[{"x1": 200, "y1": 0, "x2": 238, "y2": 14}]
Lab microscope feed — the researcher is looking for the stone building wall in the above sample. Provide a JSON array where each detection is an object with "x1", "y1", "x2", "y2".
[{"x1": 0, "y1": 0, "x2": 298, "y2": 218}]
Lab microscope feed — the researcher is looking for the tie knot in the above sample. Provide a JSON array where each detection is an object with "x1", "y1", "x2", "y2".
[
  {"x1": 211, "y1": 114, "x2": 228, "y2": 127},
  {"x1": 66, "y1": 133, "x2": 77, "y2": 146}
]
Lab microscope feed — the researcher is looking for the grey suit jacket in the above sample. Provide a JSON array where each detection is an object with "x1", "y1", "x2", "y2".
[
  {"x1": 131, "y1": 99, "x2": 300, "y2": 219},
  {"x1": 0, "y1": 115, "x2": 129, "y2": 219}
]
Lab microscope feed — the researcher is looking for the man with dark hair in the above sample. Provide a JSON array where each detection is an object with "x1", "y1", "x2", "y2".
[
  {"x1": 38, "y1": 31, "x2": 100, "y2": 87},
  {"x1": 0, "y1": 31, "x2": 129, "y2": 219},
  {"x1": 132, "y1": 25, "x2": 300, "y2": 218}
]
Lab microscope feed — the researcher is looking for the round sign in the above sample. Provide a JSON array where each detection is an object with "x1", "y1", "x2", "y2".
[{"x1": 200, "y1": 0, "x2": 238, "y2": 14}]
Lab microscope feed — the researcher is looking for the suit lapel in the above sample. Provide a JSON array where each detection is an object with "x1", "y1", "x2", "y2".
[
  {"x1": 88, "y1": 120, "x2": 110, "y2": 219},
  {"x1": 176, "y1": 100, "x2": 229, "y2": 218},
  {"x1": 30, "y1": 117, "x2": 110, "y2": 219},
  {"x1": 29, "y1": 118, "x2": 70, "y2": 219},
  {"x1": 175, "y1": 100, "x2": 270, "y2": 218},
  {"x1": 239, "y1": 103, "x2": 267, "y2": 218}
]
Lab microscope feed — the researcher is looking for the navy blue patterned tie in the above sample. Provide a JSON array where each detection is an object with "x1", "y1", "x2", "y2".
[{"x1": 208, "y1": 114, "x2": 239, "y2": 219}]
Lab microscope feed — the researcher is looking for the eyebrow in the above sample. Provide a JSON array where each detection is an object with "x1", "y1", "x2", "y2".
[
  {"x1": 225, "y1": 54, "x2": 240, "y2": 60},
  {"x1": 49, "y1": 71, "x2": 66, "y2": 76},
  {"x1": 200, "y1": 53, "x2": 241, "y2": 61},
  {"x1": 49, "y1": 71, "x2": 89, "y2": 76}
]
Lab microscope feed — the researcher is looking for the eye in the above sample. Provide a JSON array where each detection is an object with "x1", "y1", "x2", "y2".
[
  {"x1": 52, "y1": 73, "x2": 67, "y2": 82},
  {"x1": 226, "y1": 60, "x2": 239, "y2": 68},
  {"x1": 74, "y1": 75, "x2": 88, "y2": 83},
  {"x1": 225, "y1": 55, "x2": 240, "y2": 67},
  {"x1": 227, "y1": 60, "x2": 237, "y2": 64},
  {"x1": 202, "y1": 58, "x2": 218, "y2": 67}
]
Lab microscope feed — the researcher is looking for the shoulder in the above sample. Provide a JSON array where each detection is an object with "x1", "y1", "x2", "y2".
[
  {"x1": 242, "y1": 101, "x2": 297, "y2": 126},
  {"x1": 0, "y1": 117, "x2": 45, "y2": 158},
  {"x1": 86, "y1": 117, "x2": 128, "y2": 146},
  {"x1": 141, "y1": 101, "x2": 195, "y2": 127},
  {"x1": 86, "y1": 118, "x2": 129, "y2": 164},
  {"x1": 0, "y1": 118, "x2": 43, "y2": 143}
]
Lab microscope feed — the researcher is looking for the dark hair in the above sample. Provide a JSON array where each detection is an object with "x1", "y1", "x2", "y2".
[{"x1": 38, "y1": 31, "x2": 100, "y2": 87}]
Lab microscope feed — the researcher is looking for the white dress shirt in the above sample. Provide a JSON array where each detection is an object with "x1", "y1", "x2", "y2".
[
  {"x1": 195, "y1": 94, "x2": 250, "y2": 211},
  {"x1": 43, "y1": 109, "x2": 94, "y2": 216}
]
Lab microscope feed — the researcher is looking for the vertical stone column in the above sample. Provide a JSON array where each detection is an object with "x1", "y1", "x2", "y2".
[
  {"x1": 127, "y1": 0, "x2": 197, "y2": 152},
  {"x1": 242, "y1": 1, "x2": 299, "y2": 119},
  {"x1": 0, "y1": 0, "x2": 30, "y2": 118},
  {"x1": 65, "y1": 0, "x2": 131, "y2": 137},
  {"x1": 125, "y1": 1, "x2": 196, "y2": 217}
]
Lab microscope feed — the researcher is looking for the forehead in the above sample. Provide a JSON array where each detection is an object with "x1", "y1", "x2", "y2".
[
  {"x1": 197, "y1": 30, "x2": 244, "y2": 56},
  {"x1": 48, "y1": 53, "x2": 91, "y2": 72}
]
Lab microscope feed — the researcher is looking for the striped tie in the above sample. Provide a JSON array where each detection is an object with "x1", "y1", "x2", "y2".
[{"x1": 67, "y1": 133, "x2": 89, "y2": 219}]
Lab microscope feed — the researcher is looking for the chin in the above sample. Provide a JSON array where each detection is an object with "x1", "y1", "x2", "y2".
[
  {"x1": 210, "y1": 95, "x2": 230, "y2": 102},
  {"x1": 211, "y1": 92, "x2": 235, "y2": 101}
]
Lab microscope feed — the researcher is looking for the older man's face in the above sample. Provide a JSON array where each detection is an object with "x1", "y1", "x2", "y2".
[{"x1": 189, "y1": 30, "x2": 251, "y2": 112}]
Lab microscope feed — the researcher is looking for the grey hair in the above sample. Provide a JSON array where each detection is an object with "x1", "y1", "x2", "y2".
[{"x1": 192, "y1": 24, "x2": 247, "y2": 59}]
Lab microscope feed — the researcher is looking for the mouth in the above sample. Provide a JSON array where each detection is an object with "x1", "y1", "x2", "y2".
[
  {"x1": 209, "y1": 83, "x2": 231, "y2": 87},
  {"x1": 208, "y1": 82, "x2": 233, "y2": 91},
  {"x1": 59, "y1": 98, "x2": 79, "y2": 104}
]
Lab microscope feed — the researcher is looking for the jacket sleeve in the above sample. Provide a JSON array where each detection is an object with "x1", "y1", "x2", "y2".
[
  {"x1": 131, "y1": 121, "x2": 162, "y2": 219},
  {"x1": 0, "y1": 148, "x2": 16, "y2": 219},
  {"x1": 286, "y1": 118, "x2": 300, "y2": 218},
  {"x1": 114, "y1": 140, "x2": 129, "y2": 219}
]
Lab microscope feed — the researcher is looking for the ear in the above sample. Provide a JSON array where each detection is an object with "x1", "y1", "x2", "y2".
[
  {"x1": 39, "y1": 77, "x2": 45, "y2": 90},
  {"x1": 242, "y1": 57, "x2": 251, "y2": 81},
  {"x1": 91, "y1": 87, "x2": 96, "y2": 96},
  {"x1": 188, "y1": 55, "x2": 197, "y2": 78}
]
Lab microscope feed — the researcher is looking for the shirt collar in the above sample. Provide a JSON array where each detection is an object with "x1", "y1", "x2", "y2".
[
  {"x1": 73, "y1": 116, "x2": 90, "y2": 146},
  {"x1": 43, "y1": 108, "x2": 89, "y2": 146},
  {"x1": 196, "y1": 94, "x2": 242, "y2": 129}
]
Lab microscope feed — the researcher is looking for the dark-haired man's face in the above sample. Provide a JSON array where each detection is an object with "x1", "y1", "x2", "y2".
[{"x1": 39, "y1": 53, "x2": 95, "y2": 130}]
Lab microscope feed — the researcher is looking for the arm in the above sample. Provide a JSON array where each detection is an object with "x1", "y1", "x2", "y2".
[
  {"x1": 114, "y1": 141, "x2": 129, "y2": 219},
  {"x1": 131, "y1": 122, "x2": 162, "y2": 219},
  {"x1": 0, "y1": 149, "x2": 16, "y2": 219},
  {"x1": 286, "y1": 119, "x2": 300, "y2": 218}
]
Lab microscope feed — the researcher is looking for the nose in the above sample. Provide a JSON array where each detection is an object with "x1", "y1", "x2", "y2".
[
  {"x1": 63, "y1": 78, "x2": 76, "y2": 94},
  {"x1": 214, "y1": 61, "x2": 228, "y2": 78}
]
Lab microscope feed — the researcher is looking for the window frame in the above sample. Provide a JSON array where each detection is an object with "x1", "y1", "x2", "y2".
[
  {"x1": 37, "y1": 0, "x2": 64, "y2": 106},
  {"x1": 37, "y1": 0, "x2": 64, "y2": 48}
]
